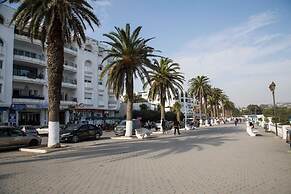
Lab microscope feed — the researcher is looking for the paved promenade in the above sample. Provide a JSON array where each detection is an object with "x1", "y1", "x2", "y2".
[{"x1": 0, "y1": 124, "x2": 290, "y2": 194}]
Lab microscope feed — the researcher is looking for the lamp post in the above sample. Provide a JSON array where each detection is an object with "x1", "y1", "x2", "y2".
[{"x1": 269, "y1": 81, "x2": 277, "y2": 136}]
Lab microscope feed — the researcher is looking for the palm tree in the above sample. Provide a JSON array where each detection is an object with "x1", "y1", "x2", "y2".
[
  {"x1": 220, "y1": 94, "x2": 229, "y2": 119},
  {"x1": 144, "y1": 58, "x2": 184, "y2": 132},
  {"x1": 101, "y1": 24, "x2": 157, "y2": 136},
  {"x1": 203, "y1": 84, "x2": 211, "y2": 124},
  {"x1": 172, "y1": 101, "x2": 182, "y2": 122},
  {"x1": 9, "y1": 0, "x2": 99, "y2": 147},
  {"x1": 212, "y1": 87, "x2": 223, "y2": 118},
  {"x1": 188, "y1": 75, "x2": 210, "y2": 123}
]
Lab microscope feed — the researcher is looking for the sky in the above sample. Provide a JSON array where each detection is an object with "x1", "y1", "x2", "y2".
[{"x1": 88, "y1": 0, "x2": 291, "y2": 107}]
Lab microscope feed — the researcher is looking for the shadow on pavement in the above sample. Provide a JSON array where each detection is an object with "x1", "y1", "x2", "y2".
[{"x1": 0, "y1": 125, "x2": 242, "y2": 165}]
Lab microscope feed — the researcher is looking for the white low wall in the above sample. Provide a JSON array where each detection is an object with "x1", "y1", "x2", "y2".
[{"x1": 268, "y1": 124, "x2": 290, "y2": 140}]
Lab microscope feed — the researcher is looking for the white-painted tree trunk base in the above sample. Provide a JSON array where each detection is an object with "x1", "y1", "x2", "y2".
[
  {"x1": 48, "y1": 121, "x2": 60, "y2": 147},
  {"x1": 125, "y1": 120, "x2": 133, "y2": 137}
]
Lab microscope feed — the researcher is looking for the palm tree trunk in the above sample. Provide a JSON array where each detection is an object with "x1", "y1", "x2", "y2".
[
  {"x1": 177, "y1": 111, "x2": 181, "y2": 122},
  {"x1": 160, "y1": 93, "x2": 165, "y2": 132},
  {"x1": 204, "y1": 96, "x2": 208, "y2": 124},
  {"x1": 216, "y1": 104, "x2": 219, "y2": 118},
  {"x1": 125, "y1": 75, "x2": 134, "y2": 136},
  {"x1": 199, "y1": 94, "x2": 202, "y2": 121},
  {"x1": 47, "y1": 17, "x2": 64, "y2": 148}
]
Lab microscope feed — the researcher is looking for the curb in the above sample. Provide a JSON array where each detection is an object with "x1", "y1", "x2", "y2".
[{"x1": 19, "y1": 145, "x2": 69, "y2": 154}]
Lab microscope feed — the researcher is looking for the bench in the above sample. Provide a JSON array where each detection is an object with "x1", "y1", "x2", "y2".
[{"x1": 135, "y1": 128, "x2": 152, "y2": 139}]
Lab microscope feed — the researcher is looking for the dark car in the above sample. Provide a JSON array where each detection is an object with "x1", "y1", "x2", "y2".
[
  {"x1": 114, "y1": 119, "x2": 141, "y2": 136},
  {"x1": 0, "y1": 126, "x2": 42, "y2": 150},
  {"x1": 60, "y1": 124, "x2": 102, "y2": 143}
]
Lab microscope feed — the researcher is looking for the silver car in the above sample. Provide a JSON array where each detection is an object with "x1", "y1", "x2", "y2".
[{"x1": 0, "y1": 126, "x2": 42, "y2": 150}]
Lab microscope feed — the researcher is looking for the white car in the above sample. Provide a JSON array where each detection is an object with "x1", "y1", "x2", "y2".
[{"x1": 36, "y1": 126, "x2": 48, "y2": 135}]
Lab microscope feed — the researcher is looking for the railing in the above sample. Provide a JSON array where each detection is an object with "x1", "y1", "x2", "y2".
[
  {"x1": 14, "y1": 49, "x2": 45, "y2": 61},
  {"x1": 13, "y1": 95, "x2": 45, "y2": 100},
  {"x1": 15, "y1": 29, "x2": 42, "y2": 40},
  {"x1": 62, "y1": 78, "x2": 77, "y2": 85},
  {"x1": 13, "y1": 70, "x2": 44, "y2": 79},
  {"x1": 64, "y1": 45, "x2": 77, "y2": 52},
  {"x1": 64, "y1": 61, "x2": 77, "y2": 68},
  {"x1": 61, "y1": 97, "x2": 77, "y2": 102}
]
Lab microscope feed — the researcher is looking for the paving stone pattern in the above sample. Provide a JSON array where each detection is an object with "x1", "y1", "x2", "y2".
[{"x1": 0, "y1": 124, "x2": 290, "y2": 194}]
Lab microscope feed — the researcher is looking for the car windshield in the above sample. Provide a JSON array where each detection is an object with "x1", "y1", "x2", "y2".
[
  {"x1": 64, "y1": 124, "x2": 80, "y2": 131},
  {"x1": 119, "y1": 121, "x2": 126, "y2": 126}
]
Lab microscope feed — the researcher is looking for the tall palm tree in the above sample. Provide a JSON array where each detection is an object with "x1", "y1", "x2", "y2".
[
  {"x1": 220, "y1": 94, "x2": 229, "y2": 119},
  {"x1": 9, "y1": 0, "x2": 99, "y2": 147},
  {"x1": 172, "y1": 101, "x2": 182, "y2": 122},
  {"x1": 188, "y1": 75, "x2": 210, "y2": 123},
  {"x1": 212, "y1": 87, "x2": 223, "y2": 118},
  {"x1": 203, "y1": 84, "x2": 211, "y2": 124},
  {"x1": 101, "y1": 24, "x2": 156, "y2": 136},
  {"x1": 207, "y1": 94, "x2": 216, "y2": 118},
  {"x1": 143, "y1": 58, "x2": 184, "y2": 132}
]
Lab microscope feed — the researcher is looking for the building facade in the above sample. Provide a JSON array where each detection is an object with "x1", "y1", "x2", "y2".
[{"x1": 0, "y1": 5, "x2": 119, "y2": 126}]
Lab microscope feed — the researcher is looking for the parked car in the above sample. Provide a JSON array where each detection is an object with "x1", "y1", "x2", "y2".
[
  {"x1": 0, "y1": 126, "x2": 42, "y2": 150},
  {"x1": 114, "y1": 119, "x2": 141, "y2": 136},
  {"x1": 19, "y1": 125, "x2": 39, "y2": 136},
  {"x1": 36, "y1": 125, "x2": 48, "y2": 135},
  {"x1": 60, "y1": 124, "x2": 102, "y2": 143}
]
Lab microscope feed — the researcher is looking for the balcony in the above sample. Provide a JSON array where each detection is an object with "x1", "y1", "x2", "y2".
[
  {"x1": 14, "y1": 33, "x2": 42, "y2": 46},
  {"x1": 62, "y1": 78, "x2": 77, "y2": 89},
  {"x1": 84, "y1": 82, "x2": 93, "y2": 89},
  {"x1": 12, "y1": 95, "x2": 45, "y2": 104},
  {"x1": 64, "y1": 45, "x2": 77, "y2": 56},
  {"x1": 13, "y1": 71, "x2": 46, "y2": 85},
  {"x1": 64, "y1": 61, "x2": 77, "y2": 72},
  {"x1": 14, "y1": 49, "x2": 46, "y2": 66},
  {"x1": 61, "y1": 97, "x2": 77, "y2": 106},
  {"x1": 84, "y1": 99, "x2": 93, "y2": 105}
]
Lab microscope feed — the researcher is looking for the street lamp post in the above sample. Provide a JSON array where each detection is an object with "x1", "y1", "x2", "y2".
[{"x1": 269, "y1": 81, "x2": 278, "y2": 136}]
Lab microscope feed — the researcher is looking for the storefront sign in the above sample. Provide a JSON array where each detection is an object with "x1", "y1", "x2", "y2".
[{"x1": 11, "y1": 104, "x2": 26, "y2": 111}]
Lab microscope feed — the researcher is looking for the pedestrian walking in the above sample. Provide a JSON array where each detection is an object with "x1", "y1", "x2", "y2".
[
  {"x1": 234, "y1": 118, "x2": 238, "y2": 126},
  {"x1": 173, "y1": 119, "x2": 181, "y2": 135}
]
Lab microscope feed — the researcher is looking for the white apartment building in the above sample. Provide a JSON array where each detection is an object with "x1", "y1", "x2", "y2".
[{"x1": 0, "y1": 5, "x2": 119, "y2": 126}]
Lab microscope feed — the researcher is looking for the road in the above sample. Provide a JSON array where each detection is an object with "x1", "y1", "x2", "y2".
[{"x1": 0, "y1": 124, "x2": 290, "y2": 194}]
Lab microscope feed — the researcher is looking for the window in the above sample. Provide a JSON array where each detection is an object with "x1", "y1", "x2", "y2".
[
  {"x1": 10, "y1": 128, "x2": 23, "y2": 137},
  {"x1": 0, "y1": 60, "x2": 2, "y2": 69},
  {"x1": 0, "y1": 84, "x2": 2, "y2": 93},
  {"x1": 84, "y1": 45, "x2": 92, "y2": 52},
  {"x1": 98, "y1": 81, "x2": 103, "y2": 85},
  {"x1": 98, "y1": 65, "x2": 103, "y2": 70},
  {"x1": 84, "y1": 76, "x2": 92, "y2": 83},
  {"x1": 84, "y1": 92, "x2": 92, "y2": 100},
  {"x1": 0, "y1": 15, "x2": 4, "y2": 25},
  {"x1": 0, "y1": 39, "x2": 3, "y2": 47}
]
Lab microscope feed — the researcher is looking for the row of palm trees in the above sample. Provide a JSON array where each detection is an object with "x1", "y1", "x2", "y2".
[
  {"x1": 188, "y1": 75, "x2": 236, "y2": 124},
  {"x1": 102, "y1": 27, "x2": 185, "y2": 135},
  {"x1": 6, "y1": 0, "x2": 185, "y2": 147}
]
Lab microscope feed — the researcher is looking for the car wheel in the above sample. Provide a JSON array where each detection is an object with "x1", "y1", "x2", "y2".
[
  {"x1": 29, "y1": 139, "x2": 39, "y2": 147},
  {"x1": 95, "y1": 133, "x2": 100, "y2": 140},
  {"x1": 72, "y1": 135, "x2": 79, "y2": 143}
]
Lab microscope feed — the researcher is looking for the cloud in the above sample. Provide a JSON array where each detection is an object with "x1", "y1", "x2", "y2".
[{"x1": 173, "y1": 11, "x2": 291, "y2": 107}]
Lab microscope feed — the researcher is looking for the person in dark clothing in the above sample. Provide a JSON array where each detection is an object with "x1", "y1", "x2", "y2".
[
  {"x1": 173, "y1": 119, "x2": 181, "y2": 135},
  {"x1": 234, "y1": 118, "x2": 238, "y2": 126}
]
